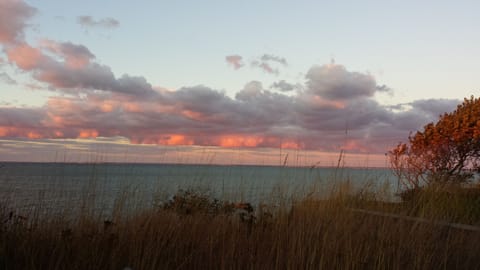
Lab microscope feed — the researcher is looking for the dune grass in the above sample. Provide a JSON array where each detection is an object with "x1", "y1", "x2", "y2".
[{"x1": 2, "y1": 176, "x2": 480, "y2": 270}]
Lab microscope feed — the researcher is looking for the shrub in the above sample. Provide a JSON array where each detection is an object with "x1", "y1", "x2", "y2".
[{"x1": 389, "y1": 96, "x2": 480, "y2": 190}]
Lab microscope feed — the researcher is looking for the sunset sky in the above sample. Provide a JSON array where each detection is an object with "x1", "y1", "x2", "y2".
[{"x1": 0, "y1": 0, "x2": 478, "y2": 167}]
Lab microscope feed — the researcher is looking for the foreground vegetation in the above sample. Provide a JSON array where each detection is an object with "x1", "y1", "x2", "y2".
[{"x1": 2, "y1": 182, "x2": 480, "y2": 270}]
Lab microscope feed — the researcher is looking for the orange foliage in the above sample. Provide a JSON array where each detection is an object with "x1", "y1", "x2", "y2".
[{"x1": 389, "y1": 96, "x2": 480, "y2": 189}]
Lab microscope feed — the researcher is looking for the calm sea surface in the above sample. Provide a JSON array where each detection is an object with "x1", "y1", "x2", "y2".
[{"x1": 0, "y1": 162, "x2": 397, "y2": 214}]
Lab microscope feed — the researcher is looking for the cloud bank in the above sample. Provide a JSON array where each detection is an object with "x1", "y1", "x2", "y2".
[{"x1": 0, "y1": 0, "x2": 462, "y2": 156}]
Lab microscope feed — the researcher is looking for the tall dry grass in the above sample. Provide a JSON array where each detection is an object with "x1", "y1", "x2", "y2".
[{"x1": 2, "y1": 178, "x2": 480, "y2": 270}]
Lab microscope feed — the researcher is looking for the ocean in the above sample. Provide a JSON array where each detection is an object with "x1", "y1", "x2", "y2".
[{"x1": 0, "y1": 162, "x2": 397, "y2": 214}]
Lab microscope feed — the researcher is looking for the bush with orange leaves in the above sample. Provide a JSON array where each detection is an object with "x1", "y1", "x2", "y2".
[{"x1": 390, "y1": 96, "x2": 480, "y2": 191}]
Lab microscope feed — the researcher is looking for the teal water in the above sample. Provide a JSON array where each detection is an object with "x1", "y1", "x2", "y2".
[{"x1": 0, "y1": 162, "x2": 397, "y2": 213}]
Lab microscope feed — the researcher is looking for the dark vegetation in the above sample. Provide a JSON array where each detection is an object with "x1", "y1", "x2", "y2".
[{"x1": 2, "y1": 185, "x2": 480, "y2": 270}]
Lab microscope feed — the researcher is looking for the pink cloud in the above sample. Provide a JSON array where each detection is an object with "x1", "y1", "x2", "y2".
[
  {"x1": 217, "y1": 135, "x2": 265, "y2": 148},
  {"x1": 259, "y1": 62, "x2": 278, "y2": 75},
  {"x1": 78, "y1": 129, "x2": 99, "y2": 139},
  {"x1": 225, "y1": 55, "x2": 244, "y2": 69},
  {"x1": 6, "y1": 43, "x2": 45, "y2": 70},
  {"x1": 341, "y1": 139, "x2": 369, "y2": 152},
  {"x1": 0, "y1": 2, "x2": 154, "y2": 97},
  {"x1": 248, "y1": 54, "x2": 287, "y2": 75},
  {"x1": 0, "y1": 0, "x2": 36, "y2": 43},
  {"x1": 5, "y1": 41, "x2": 157, "y2": 96}
]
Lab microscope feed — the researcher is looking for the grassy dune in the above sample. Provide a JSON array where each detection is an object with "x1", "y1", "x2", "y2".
[{"x1": 2, "y1": 179, "x2": 480, "y2": 270}]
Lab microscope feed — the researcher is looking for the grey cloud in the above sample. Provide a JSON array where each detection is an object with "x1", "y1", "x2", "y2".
[
  {"x1": 36, "y1": 62, "x2": 157, "y2": 96},
  {"x1": 41, "y1": 40, "x2": 95, "y2": 64},
  {"x1": 146, "y1": 83, "x2": 293, "y2": 136},
  {"x1": 248, "y1": 54, "x2": 288, "y2": 75},
  {"x1": 235, "y1": 81, "x2": 295, "y2": 130},
  {"x1": 225, "y1": 53, "x2": 291, "y2": 75},
  {"x1": 170, "y1": 85, "x2": 232, "y2": 111},
  {"x1": 391, "y1": 110, "x2": 430, "y2": 131},
  {"x1": 271, "y1": 80, "x2": 298, "y2": 92},
  {"x1": 260, "y1": 54, "x2": 288, "y2": 66},
  {"x1": 389, "y1": 99, "x2": 460, "y2": 132},
  {"x1": 251, "y1": 61, "x2": 279, "y2": 75},
  {"x1": 0, "y1": 107, "x2": 46, "y2": 127},
  {"x1": 306, "y1": 64, "x2": 377, "y2": 100},
  {"x1": 409, "y1": 99, "x2": 459, "y2": 118},
  {"x1": 376, "y1": 84, "x2": 393, "y2": 95},
  {"x1": 235, "y1": 81, "x2": 263, "y2": 101},
  {"x1": 115, "y1": 75, "x2": 155, "y2": 96},
  {"x1": 0, "y1": 72, "x2": 17, "y2": 85},
  {"x1": 5, "y1": 40, "x2": 157, "y2": 97},
  {"x1": 34, "y1": 61, "x2": 114, "y2": 88},
  {"x1": 77, "y1": 16, "x2": 119, "y2": 29}
]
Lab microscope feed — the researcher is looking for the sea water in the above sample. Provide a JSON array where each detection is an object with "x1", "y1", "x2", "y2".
[{"x1": 0, "y1": 162, "x2": 397, "y2": 214}]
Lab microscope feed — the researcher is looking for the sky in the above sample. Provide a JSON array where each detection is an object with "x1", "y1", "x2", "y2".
[{"x1": 0, "y1": 0, "x2": 478, "y2": 167}]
